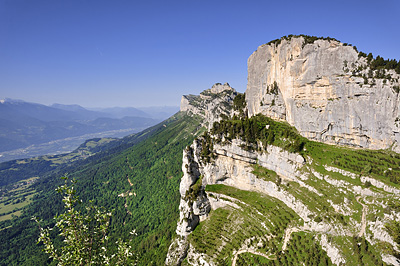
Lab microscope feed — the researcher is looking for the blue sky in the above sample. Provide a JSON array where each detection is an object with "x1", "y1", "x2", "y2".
[{"x1": 1, "y1": 0, "x2": 399, "y2": 108}]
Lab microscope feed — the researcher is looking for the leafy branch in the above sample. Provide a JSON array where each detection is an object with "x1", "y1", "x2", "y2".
[{"x1": 33, "y1": 176, "x2": 136, "y2": 265}]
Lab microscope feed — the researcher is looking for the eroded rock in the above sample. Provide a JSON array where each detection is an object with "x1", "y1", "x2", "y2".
[{"x1": 246, "y1": 36, "x2": 400, "y2": 152}]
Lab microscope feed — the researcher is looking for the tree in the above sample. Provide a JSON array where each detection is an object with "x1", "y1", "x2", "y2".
[
  {"x1": 367, "y1": 53, "x2": 374, "y2": 64},
  {"x1": 396, "y1": 64, "x2": 400, "y2": 74},
  {"x1": 371, "y1": 56, "x2": 385, "y2": 69},
  {"x1": 33, "y1": 176, "x2": 135, "y2": 266}
]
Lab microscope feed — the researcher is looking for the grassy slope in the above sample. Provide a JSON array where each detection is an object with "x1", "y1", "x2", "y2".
[
  {"x1": 185, "y1": 114, "x2": 398, "y2": 265},
  {"x1": 2, "y1": 111, "x2": 399, "y2": 265},
  {"x1": 0, "y1": 177, "x2": 38, "y2": 222},
  {"x1": 190, "y1": 185, "x2": 300, "y2": 265}
]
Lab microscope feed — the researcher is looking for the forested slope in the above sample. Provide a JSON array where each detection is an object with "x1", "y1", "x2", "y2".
[{"x1": 0, "y1": 112, "x2": 203, "y2": 265}]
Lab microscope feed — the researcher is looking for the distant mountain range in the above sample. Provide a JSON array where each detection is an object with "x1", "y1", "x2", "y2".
[
  {"x1": 0, "y1": 98, "x2": 179, "y2": 157},
  {"x1": 87, "y1": 106, "x2": 150, "y2": 119},
  {"x1": 89, "y1": 105, "x2": 179, "y2": 120}
]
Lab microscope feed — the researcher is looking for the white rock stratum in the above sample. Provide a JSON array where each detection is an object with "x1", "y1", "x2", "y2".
[
  {"x1": 167, "y1": 37, "x2": 400, "y2": 265},
  {"x1": 246, "y1": 36, "x2": 400, "y2": 152},
  {"x1": 180, "y1": 83, "x2": 237, "y2": 128},
  {"x1": 167, "y1": 135, "x2": 400, "y2": 265}
]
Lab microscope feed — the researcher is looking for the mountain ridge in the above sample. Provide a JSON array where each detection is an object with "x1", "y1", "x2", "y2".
[
  {"x1": 0, "y1": 99, "x2": 160, "y2": 157},
  {"x1": 167, "y1": 36, "x2": 400, "y2": 265},
  {"x1": 246, "y1": 35, "x2": 400, "y2": 152},
  {"x1": 168, "y1": 92, "x2": 400, "y2": 265}
]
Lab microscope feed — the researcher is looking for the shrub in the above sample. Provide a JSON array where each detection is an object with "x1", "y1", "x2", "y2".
[{"x1": 33, "y1": 176, "x2": 135, "y2": 266}]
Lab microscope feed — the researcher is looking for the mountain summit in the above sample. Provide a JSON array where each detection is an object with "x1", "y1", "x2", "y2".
[
  {"x1": 167, "y1": 36, "x2": 400, "y2": 266},
  {"x1": 246, "y1": 35, "x2": 400, "y2": 152}
]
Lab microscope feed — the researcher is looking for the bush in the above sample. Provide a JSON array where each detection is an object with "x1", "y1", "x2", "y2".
[
  {"x1": 33, "y1": 176, "x2": 135, "y2": 266},
  {"x1": 233, "y1": 93, "x2": 246, "y2": 111}
]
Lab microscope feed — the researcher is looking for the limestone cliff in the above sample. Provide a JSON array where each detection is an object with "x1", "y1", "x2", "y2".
[
  {"x1": 167, "y1": 37, "x2": 400, "y2": 265},
  {"x1": 180, "y1": 83, "x2": 237, "y2": 128},
  {"x1": 246, "y1": 36, "x2": 400, "y2": 152},
  {"x1": 167, "y1": 134, "x2": 400, "y2": 265}
]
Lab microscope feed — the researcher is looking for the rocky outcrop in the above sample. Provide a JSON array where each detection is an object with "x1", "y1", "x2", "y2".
[
  {"x1": 246, "y1": 36, "x2": 400, "y2": 152},
  {"x1": 166, "y1": 141, "x2": 211, "y2": 265},
  {"x1": 167, "y1": 134, "x2": 400, "y2": 265},
  {"x1": 167, "y1": 37, "x2": 400, "y2": 265},
  {"x1": 167, "y1": 138, "x2": 342, "y2": 265},
  {"x1": 318, "y1": 234, "x2": 346, "y2": 265},
  {"x1": 180, "y1": 83, "x2": 237, "y2": 128}
]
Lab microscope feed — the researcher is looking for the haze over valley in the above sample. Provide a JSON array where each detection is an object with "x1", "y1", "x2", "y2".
[{"x1": 0, "y1": 98, "x2": 178, "y2": 161}]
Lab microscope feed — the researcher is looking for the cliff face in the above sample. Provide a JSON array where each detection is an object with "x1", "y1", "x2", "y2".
[
  {"x1": 167, "y1": 38, "x2": 400, "y2": 265},
  {"x1": 167, "y1": 136, "x2": 400, "y2": 265},
  {"x1": 246, "y1": 36, "x2": 400, "y2": 152},
  {"x1": 180, "y1": 83, "x2": 237, "y2": 128}
]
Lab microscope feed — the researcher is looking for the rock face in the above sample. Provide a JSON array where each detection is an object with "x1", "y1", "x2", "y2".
[
  {"x1": 167, "y1": 84, "x2": 238, "y2": 265},
  {"x1": 167, "y1": 37, "x2": 400, "y2": 265},
  {"x1": 246, "y1": 36, "x2": 400, "y2": 152},
  {"x1": 167, "y1": 136, "x2": 400, "y2": 265},
  {"x1": 166, "y1": 140, "x2": 212, "y2": 265},
  {"x1": 180, "y1": 83, "x2": 237, "y2": 128}
]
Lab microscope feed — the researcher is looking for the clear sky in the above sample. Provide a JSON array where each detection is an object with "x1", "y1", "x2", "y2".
[{"x1": 1, "y1": 0, "x2": 399, "y2": 108}]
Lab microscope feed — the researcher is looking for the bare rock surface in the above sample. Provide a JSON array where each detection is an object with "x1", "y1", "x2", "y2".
[
  {"x1": 167, "y1": 37, "x2": 400, "y2": 265},
  {"x1": 246, "y1": 36, "x2": 400, "y2": 152},
  {"x1": 167, "y1": 136, "x2": 400, "y2": 265},
  {"x1": 180, "y1": 83, "x2": 237, "y2": 128}
]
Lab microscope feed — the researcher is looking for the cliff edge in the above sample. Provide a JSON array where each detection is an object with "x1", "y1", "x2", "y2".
[
  {"x1": 246, "y1": 35, "x2": 400, "y2": 152},
  {"x1": 180, "y1": 83, "x2": 237, "y2": 129}
]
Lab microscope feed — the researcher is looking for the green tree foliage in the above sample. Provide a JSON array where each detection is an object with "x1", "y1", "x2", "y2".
[
  {"x1": 233, "y1": 92, "x2": 246, "y2": 111},
  {"x1": 350, "y1": 237, "x2": 385, "y2": 265},
  {"x1": 266, "y1": 34, "x2": 340, "y2": 49},
  {"x1": 358, "y1": 51, "x2": 367, "y2": 58},
  {"x1": 0, "y1": 158, "x2": 54, "y2": 187},
  {"x1": 386, "y1": 220, "x2": 400, "y2": 258},
  {"x1": 357, "y1": 52, "x2": 400, "y2": 74},
  {"x1": 200, "y1": 131, "x2": 214, "y2": 163},
  {"x1": 367, "y1": 53, "x2": 374, "y2": 64},
  {"x1": 268, "y1": 81, "x2": 279, "y2": 95},
  {"x1": 211, "y1": 114, "x2": 306, "y2": 153},
  {"x1": 233, "y1": 92, "x2": 247, "y2": 119},
  {"x1": 33, "y1": 176, "x2": 135, "y2": 266},
  {"x1": 0, "y1": 113, "x2": 202, "y2": 266}
]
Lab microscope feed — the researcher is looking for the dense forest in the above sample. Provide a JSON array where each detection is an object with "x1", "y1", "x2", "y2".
[{"x1": 0, "y1": 112, "x2": 203, "y2": 265}]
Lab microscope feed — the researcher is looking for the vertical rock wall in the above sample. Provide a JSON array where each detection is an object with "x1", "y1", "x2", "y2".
[{"x1": 246, "y1": 36, "x2": 400, "y2": 151}]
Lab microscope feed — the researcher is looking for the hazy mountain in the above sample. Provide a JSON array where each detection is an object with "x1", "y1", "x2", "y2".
[
  {"x1": 92, "y1": 106, "x2": 150, "y2": 119},
  {"x1": 50, "y1": 103, "x2": 111, "y2": 120},
  {"x1": 0, "y1": 98, "x2": 85, "y2": 122},
  {"x1": 137, "y1": 106, "x2": 179, "y2": 120},
  {"x1": 0, "y1": 99, "x2": 158, "y2": 155},
  {"x1": 51, "y1": 103, "x2": 92, "y2": 112},
  {"x1": 90, "y1": 106, "x2": 179, "y2": 120}
]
